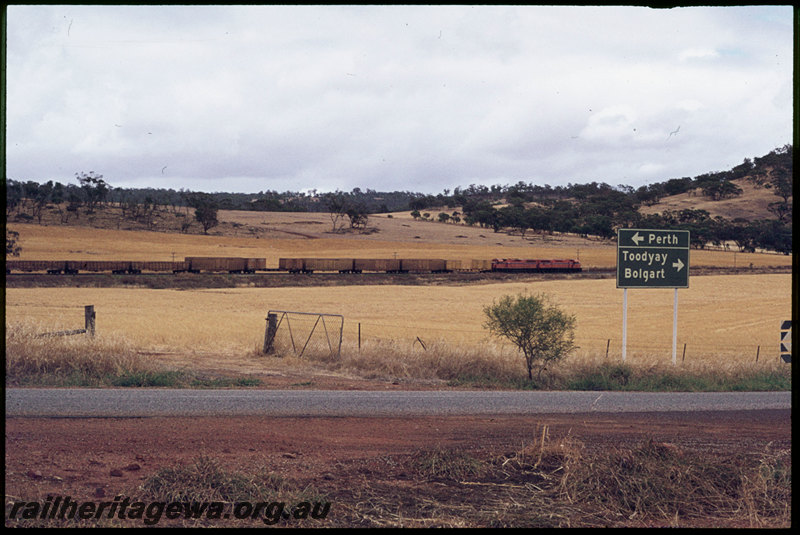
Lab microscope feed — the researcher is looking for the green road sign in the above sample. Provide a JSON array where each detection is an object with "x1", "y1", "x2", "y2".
[{"x1": 617, "y1": 229, "x2": 690, "y2": 288}]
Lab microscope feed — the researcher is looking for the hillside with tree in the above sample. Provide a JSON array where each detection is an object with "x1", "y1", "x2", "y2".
[{"x1": 5, "y1": 145, "x2": 792, "y2": 255}]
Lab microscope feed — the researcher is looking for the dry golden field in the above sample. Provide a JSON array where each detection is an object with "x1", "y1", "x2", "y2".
[
  {"x1": 5, "y1": 212, "x2": 793, "y2": 378},
  {"x1": 5, "y1": 273, "x2": 791, "y2": 368},
  {"x1": 5, "y1": 220, "x2": 792, "y2": 270}
]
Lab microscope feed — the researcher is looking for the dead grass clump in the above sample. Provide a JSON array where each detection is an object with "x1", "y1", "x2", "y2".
[
  {"x1": 495, "y1": 425, "x2": 583, "y2": 477},
  {"x1": 263, "y1": 339, "x2": 791, "y2": 391},
  {"x1": 141, "y1": 456, "x2": 295, "y2": 504},
  {"x1": 139, "y1": 457, "x2": 329, "y2": 527},
  {"x1": 5, "y1": 320, "x2": 153, "y2": 386},
  {"x1": 562, "y1": 441, "x2": 791, "y2": 527},
  {"x1": 470, "y1": 429, "x2": 790, "y2": 527},
  {"x1": 306, "y1": 428, "x2": 790, "y2": 528},
  {"x1": 283, "y1": 339, "x2": 524, "y2": 384},
  {"x1": 411, "y1": 448, "x2": 486, "y2": 481}
]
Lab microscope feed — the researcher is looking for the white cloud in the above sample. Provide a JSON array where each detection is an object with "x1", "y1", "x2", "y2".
[
  {"x1": 674, "y1": 100, "x2": 705, "y2": 113},
  {"x1": 6, "y1": 5, "x2": 794, "y2": 194},
  {"x1": 579, "y1": 105, "x2": 639, "y2": 145},
  {"x1": 679, "y1": 48, "x2": 720, "y2": 61},
  {"x1": 638, "y1": 162, "x2": 667, "y2": 176}
]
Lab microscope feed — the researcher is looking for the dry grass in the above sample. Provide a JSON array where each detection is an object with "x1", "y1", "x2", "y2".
[
  {"x1": 139, "y1": 456, "x2": 329, "y2": 527},
  {"x1": 271, "y1": 338, "x2": 789, "y2": 391},
  {"x1": 279, "y1": 338, "x2": 525, "y2": 385},
  {"x1": 5, "y1": 274, "x2": 790, "y2": 366},
  {"x1": 330, "y1": 428, "x2": 791, "y2": 528},
  {"x1": 560, "y1": 441, "x2": 792, "y2": 528},
  {"x1": 639, "y1": 178, "x2": 789, "y2": 221},
  {"x1": 5, "y1": 455, "x2": 329, "y2": 528},
  {"x1": 5, "y1": 211, "x2": 792, "y2": 385},
  {"x1": 4, "y1": 320, "x2": 156, "y2": 385},
  {"x1": 6, "y1": 217, "x2": 792, "y2": 269},
  {"x1": 4, "y1": 320, "x2": 266, "y2": 387}
]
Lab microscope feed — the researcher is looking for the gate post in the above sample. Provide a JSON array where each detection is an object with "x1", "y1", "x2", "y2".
[
  {"x1": 263, "y1": 313, "x2": 278, "y2": 354},
  {"x1": 84, "y1": 305, "x2": 95, "y2": 338}
]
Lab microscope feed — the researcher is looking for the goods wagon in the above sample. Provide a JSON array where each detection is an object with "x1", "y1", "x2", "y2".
[
  {"x1": 184, "y1": 257, "x2": 265, "y2": 273},
  {"x1": 5, "y1": 257, "x2": 265, "y2": 274},
  {"x1": 445, "y1": 259, "x2": 466, "y2": 272},
  {"x1": 75, "y1": 260, "x2": 188, "y2": 274},
  {"x1": 246, "y1": 258, "x2": 267, "y2": 272},
  {"x1": 130, "y1": 260, "x2": 194, "y2": 273},
  {"x1": 279, "y1": 258, "x2": 305, "y2": 273},
  {"x1": 136, "y1": 261, "x2": 189, "y2": 273},
  {"x1": 6, "y1": 260, "x2": 35, "y2": 272},
  {"x1": 52, "y1": 261, "x2": 80, "y2": 274},
  {"x1": 4, "y1": 260, "x2": 138, "y2": 274},
  {"x1": 399, "y1": 259, "x2": 448, "y2": 273},
  {"x1": 5, "y1": 260, "x2": 64, "y2": 273},
  {"x1": 301, "y1": 258, "x2": 357, "y2": 273},
  {"x1": 354, "y1": 258, "x2": 402, "y2": 273},
  {"x1": 443, "y1": 259, "x2": 493, "y2": 272},
  {"x1": 491, "y1": 258, "x2": 581, "y2": 273},
  {"x1": 471, "y1": 259, "x2": 493, "y2": 272},
  {"x1": 75, "y1": 261, "x2": 144, "y2": 274}
]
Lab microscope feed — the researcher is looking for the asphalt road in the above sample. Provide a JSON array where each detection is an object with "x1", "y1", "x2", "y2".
[{"x1": 5, "y1": 388, "x2": 792, "y2": 418}]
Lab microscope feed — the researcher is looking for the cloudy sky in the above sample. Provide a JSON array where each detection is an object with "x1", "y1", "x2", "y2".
[{"x1": 5, "y1": 4, "x2": 794, "y2": 195}]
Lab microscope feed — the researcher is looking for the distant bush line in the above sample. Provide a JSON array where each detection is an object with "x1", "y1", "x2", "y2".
[{"x1": 5, "y1": 144, "x2": 791, "y2": 254}]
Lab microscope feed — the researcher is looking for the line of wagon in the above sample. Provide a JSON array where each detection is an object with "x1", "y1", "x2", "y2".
[
  {"x1": 5, "y1": 257, "x2": 582, "y2": 275},
  {"x1": 278, "y1": 258, "x2": 582, "y2": 273}
]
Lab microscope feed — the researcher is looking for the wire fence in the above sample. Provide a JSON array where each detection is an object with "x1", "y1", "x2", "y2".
[{"x1": 269, "y1": 314, "x2": 788, "y2": 365}]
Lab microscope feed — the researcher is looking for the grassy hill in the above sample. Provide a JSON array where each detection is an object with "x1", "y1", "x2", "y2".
[
  {"x1": 5, "y1": 146, "x2": 792, "y2": 257},
  {"x1": 638, "y1": 178, "x2": 785, "y2": 222}
]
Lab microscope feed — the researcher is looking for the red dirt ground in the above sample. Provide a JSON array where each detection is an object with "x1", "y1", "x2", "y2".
[{"x1": 5, "y1": 403, "x2": 791, "y2": 527}]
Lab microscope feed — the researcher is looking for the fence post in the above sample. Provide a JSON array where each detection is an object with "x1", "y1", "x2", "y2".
[
  {"x1": 605, "y1": 339, "x2": 610, "y2": 359},
  {"x1": 263, "y1": 313, "x2": 278, "y2": 354},
  {"x1": 358, "y1": 322, "x2": 361, "y2": 351},
  {"x1": 84, "y1": 305, "x2": 95, "y2": 338}
]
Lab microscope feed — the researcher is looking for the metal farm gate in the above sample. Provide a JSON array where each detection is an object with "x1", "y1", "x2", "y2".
[{"x1": 263, "y1": 310, "x2": 344, "y2": 359}]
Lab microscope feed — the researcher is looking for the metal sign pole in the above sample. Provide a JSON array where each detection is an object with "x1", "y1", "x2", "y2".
[
  {"x1": 617, "y1": 229, "x2": 691, "y2": 366},
  {"x1": 672, "y1": 288, "x2": 678, "y2": 366},
  {"x1": 622, "y1": 288, "x2": 628, "y2": 362}
]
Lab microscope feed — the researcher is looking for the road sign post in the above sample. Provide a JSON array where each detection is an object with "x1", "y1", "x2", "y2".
[{"x1": 617, "y1": 229, "x2": 690, "y2": 364}]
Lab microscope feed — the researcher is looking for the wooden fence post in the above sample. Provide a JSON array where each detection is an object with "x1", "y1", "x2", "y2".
[
  {"x1": 263, "y1": 313, "x2": 278, "y2": 354},
  {"x1": 84, "y1": 305, "x2": 95, "y2": 338}
]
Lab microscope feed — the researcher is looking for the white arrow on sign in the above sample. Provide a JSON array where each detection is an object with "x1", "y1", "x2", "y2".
[
  {"x1": 631, "y1": 232, "x2": 644, "y2": 245},
  {"x1": 672, "y1": 258, "x2": 684, "y2": 272}
]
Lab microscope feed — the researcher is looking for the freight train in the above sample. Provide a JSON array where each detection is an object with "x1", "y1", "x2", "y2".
[
  {"x1": 4, "y1": 257, "x2": 266, "y2": 275},
  {"x1": 5, "y1": 257, "x2": 581, "y2": 274}
]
